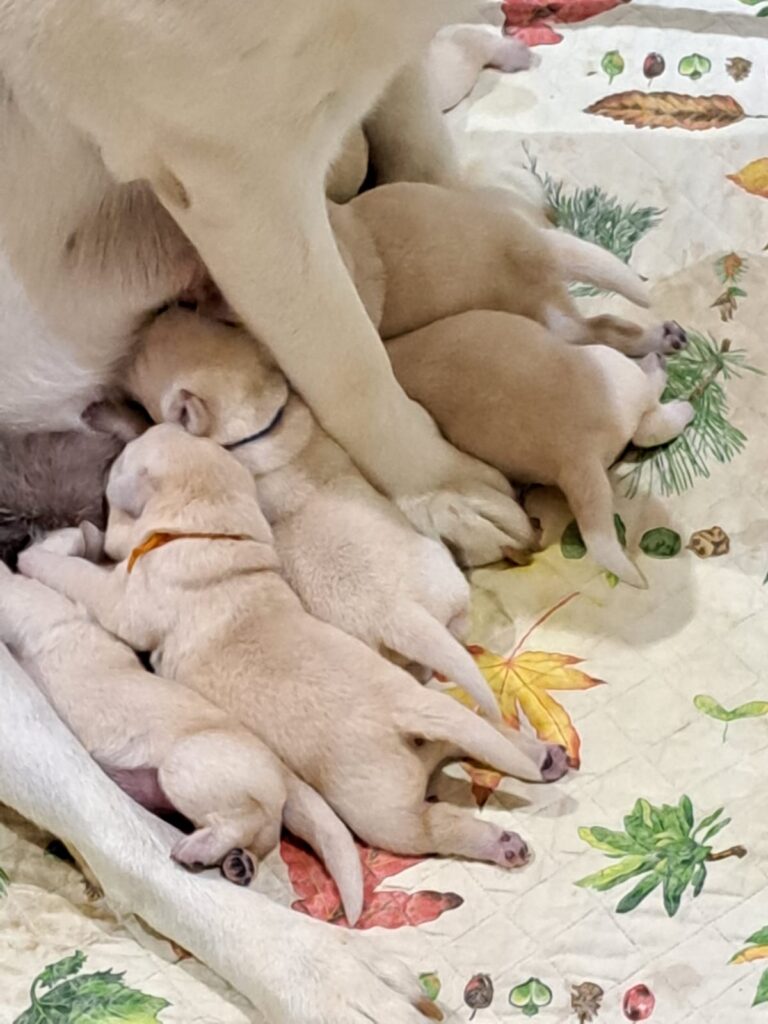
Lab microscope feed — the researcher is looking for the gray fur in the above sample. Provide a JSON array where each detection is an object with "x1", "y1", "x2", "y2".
[{"x1": 0, "y1": 430, "x2": 122, "y2": 567}]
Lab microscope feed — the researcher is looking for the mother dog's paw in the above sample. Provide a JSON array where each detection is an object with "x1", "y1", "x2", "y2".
[
  {"x1": 274, "y1": 926, "x2": 443, "y2": 1023},
  {"x1": 399, "y1": 482, "x2": 537, "y2": 567}
]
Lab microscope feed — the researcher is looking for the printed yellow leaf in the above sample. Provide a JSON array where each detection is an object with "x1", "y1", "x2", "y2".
[
  {"x1": 585, "y1": 91, "x2": 746, "y2": 131},
  {"x1": 450, "y1": 648, "x2": 604, "y2": 768},
  {"x1": 731, "y1": 945, "x2": 768, "y2": 964},
  {"x1": 728, "y1": 158, "x2": 768, "y2": 199}
]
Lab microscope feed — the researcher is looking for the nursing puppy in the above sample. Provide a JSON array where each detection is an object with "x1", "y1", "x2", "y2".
[
  {"x1": 127, "y1": 308, "x2": 500, "y2": 715},
  {"x1": 330, "y1": 182, "x2": 685, "y2": 358},
  {"x1": 18, "y1": 425, "x2": 569, "y2": 869},
  {"x1": 0, "y1": 543, "x2": 363, "y2": 922},
  {"x1": 387, "y1": 311, "x2": 696, "y2": 587}
]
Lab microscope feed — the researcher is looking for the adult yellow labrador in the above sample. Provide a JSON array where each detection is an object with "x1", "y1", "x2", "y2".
[
  {"x1": 0, "y1": 0, "x2": 534, "y2": 564},
  {"x1": 0, "y1": 3, "x2": 534, "y2": 1022}
]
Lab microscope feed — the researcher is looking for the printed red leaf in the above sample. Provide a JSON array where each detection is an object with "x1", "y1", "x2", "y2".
[
  {"x1": 281, "y1": 836, "x2": 463, "y2": 930},
  {"x1": 507, "y1": 24, "x2": 564, "y2": 45}
]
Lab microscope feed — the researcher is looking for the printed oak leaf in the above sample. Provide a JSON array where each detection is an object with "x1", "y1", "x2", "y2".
[
  {"x1": 280, "y1": 837, "x2": 463, "y2": 930},
  {"x1": 731, "y1": 927, "x2": 768, "y2": 1007},
  {"x1": 13, "y1": 952, "x2": 169, "y2": 1024},
  {"x1": 585, "y1": 91, "x2": 747, "y2": 131},
  {"x1": 728, "y1": 157, "x2": 768, "y2": 199}
]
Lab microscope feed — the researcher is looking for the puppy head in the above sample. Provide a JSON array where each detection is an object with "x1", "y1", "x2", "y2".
[
  {"x1": 104, "y1": 423, "x2": 273, "y2": 560},
  {"x1": 128, "y1": 308, "x2": 313, "y2": 474}
]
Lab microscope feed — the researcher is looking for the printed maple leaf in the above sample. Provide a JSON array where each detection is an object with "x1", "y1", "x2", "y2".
[
  {"x1": 448, "y1": 595, "x2": 602, "y2": 805},
  {"x1": 281, "y1": 837, "x2": 463, "y2": 930}
]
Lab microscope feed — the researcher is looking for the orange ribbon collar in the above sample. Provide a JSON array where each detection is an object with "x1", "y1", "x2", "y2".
[{"x1": 127, "y1": 531, "x2": 254, "y2": 573}]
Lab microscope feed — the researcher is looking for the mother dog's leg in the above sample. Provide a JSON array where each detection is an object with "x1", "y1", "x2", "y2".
[
  {"x1": 21, "y1": 11, "x2": 535, "y2": 563},
  {"x1": 0, "y1": 647, "x2": 434, "y2": 1024}
]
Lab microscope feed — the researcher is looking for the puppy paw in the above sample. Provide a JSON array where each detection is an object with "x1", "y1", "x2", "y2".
[
  {"x1": 643, "y1": 320, "x2": 688, "y2": 355},
  {"x1": 491, "y1": 38, "x2": 532, "y2": 73},
  {"x1": 400, "y1": 483, "x2": 538, "y2": 567},
  {"x1": 540, "y1": 744, "x2": 570, "y2": 782},
  {"x1": 220, "y1": 847, "x2": 256, "y2": 887},
  {"x1": 31, "y1": 528, "x2": 86, "y2": 557},
  {"x1": 492, "y1": 829, "x2": 530, "y2": 868},
  {"x1": 171, "y1": 828, "x2": 222, "y2": 871}
]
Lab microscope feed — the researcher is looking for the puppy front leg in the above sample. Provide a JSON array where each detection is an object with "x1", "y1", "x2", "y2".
[{"x1": 15, "y1": 549, "x2": 152, "y2": 648}]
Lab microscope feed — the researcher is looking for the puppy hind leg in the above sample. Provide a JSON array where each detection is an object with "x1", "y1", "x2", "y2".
[
  {"x1": 414, "y1": 802, "x2": 530, "y2": 868},
  {"x1": 632, "y1": 401, "x2": 695, "y2": 448},
  {"x1": 560, "y1": 461, "x2": 647, "y2": 588},
  {"x1": 159, "y1": 730, "x2": 286, "y2": 871}
]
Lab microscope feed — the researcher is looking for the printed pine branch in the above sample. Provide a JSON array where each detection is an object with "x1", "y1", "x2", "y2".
[
  {"x1": 617, "y1": 332, "x2": 761, "y2": 499},
  {"x1": 524, "y1": 146, "x2": 664, "y2": 296}
]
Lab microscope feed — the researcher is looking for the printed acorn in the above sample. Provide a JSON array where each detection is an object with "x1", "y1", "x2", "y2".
[
  {"x1": 643, "y1": 52, "x2": 665, "y2": 83},
  {"x1": 464, "y1": 974, "x2": 494, "y2": 1020},
  {"x1": 687, "y1": 526, "x2": 730, "y2": 558},
  {"x1": 419, "y1": 972, "x2": 442, "y2": 1003},
  {"x1": 623, "y1": 984, "x2": 655, "y2": 1021},
  {"x1": 601, "y1": 49, "x2": 625, "y2": 84}
]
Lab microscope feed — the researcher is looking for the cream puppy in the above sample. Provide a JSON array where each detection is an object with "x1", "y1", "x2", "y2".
[
  {"x1": 18, "y1": 425, "x2": 569, "y2": 870},
  {"x1": 387, "y1": 311, "x2": 696, "y2": 588},
  {"x1": 330, "y1": 182, "x2": 686, "y2": 358},
  {"x1": 127, "y1": 308, "x2": 500, "y2": 716},
  {"x1": 0, "y1": 545, "x2": 363, "y2": 921}
]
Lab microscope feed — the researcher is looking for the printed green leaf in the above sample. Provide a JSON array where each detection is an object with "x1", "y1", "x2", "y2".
[
  {"x1": 14, "y1": 959, "x2": 170, "y2": 1024},
  {"x1": 694, "y1": 695, "x2": 731, "y2": 721},
  {"x1": 640, "y1": 527, "x2": 681, "y2": 558},
  {"x1": 0, "y1": 866, "x2": 8, "y2": 896},
  {"x1": 579, "y1": 797, "x2": 741, "y2": 916},
  {"x1": 576, "y1": 855, "x2": 650, "y2": 892},
  {"x1": 754, "y1": 969, "x2": 768, "y2": 1007},
  {"x1": 561, "y1": 520, "x2": 587, "y2": 559},
  {"x1": 578, "y1": 826, "x2": 643, "y2": 856},
  {"x1": 663, "y1": 867, "x2": 691, "y2": 917},
  {"x1": 616, "y1": 871, "x2": 663, "y2": 913},
  {"x1": 747, "y1": 928, "x2": 768, "y2": 946},
  {"x1": 614, "y1": 514, "x2": 627, "y2": 547},
  {"x1": 37, "y1": 952, "x2": 87, "y2": 991},
  {"x1": 679, "y1": 796, "x2": 694, "y2": 831},
  {"x1": 691, "y1": 862, "x2": 707, "y2": 897}
]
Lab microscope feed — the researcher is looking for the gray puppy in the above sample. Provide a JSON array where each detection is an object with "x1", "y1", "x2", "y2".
[{"x1": 0, "y1": 402, "x2": 146, "y2": 567}]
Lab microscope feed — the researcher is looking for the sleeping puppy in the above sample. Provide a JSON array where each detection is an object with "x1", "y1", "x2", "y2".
[
  {"x1": 387, "y1": 311, "x2": 695, "y2": 587},
  {"x1": 126, "y1": 307, "x2": 502, "y2": 716},
  {"x1": 18, "y1": 425, "x2": 569, "y2": 870},
  {"x1": 0, "y1": 540, "x2": 363, "y2": 923},
  {"x1": 330, "y1": 182, "x2": 686, "y2": 358}
]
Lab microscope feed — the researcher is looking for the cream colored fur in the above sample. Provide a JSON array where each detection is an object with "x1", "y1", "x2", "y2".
[
  {"x1": 0, "y1": 5, "x2": 538, "y2": 567},
  {"x1": 387, "y1": 312, "x2": 696, "y2": 587},
  {"x1": 17, "y1": 425, "x2": 569, "y2": 867},
  {"x1": 0, "y1": 538, "x2": 364, "y2": 922},
  {"x1": 126, "y1": 309, "x2": 500, "y2": 716},
  {"x1": 329, "y1": 182, "x2": 692, "y2": 360}
]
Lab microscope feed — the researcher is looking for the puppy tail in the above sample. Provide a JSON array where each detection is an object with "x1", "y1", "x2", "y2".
[
  {"x1": 395, "y1": 688, "x2": 548, "y2": 782},
  {"x1": 380, "y1": 604, "x2": 501, "y2": 721},
  {"x1": 282, "y1": 775, "x2": 364, "y2": 927},
  {"x1": 560, "y1": 460, "x2": 647, "y2": 589},
  {"x1": 546, "y1": 231, "x2": 651, "y2": 309}
]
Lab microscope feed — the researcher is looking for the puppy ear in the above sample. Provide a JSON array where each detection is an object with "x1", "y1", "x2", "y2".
[
  {"x1": 161, "y1": 388, "x2": 210, "y2": 436},
  {"x1": 106, "y1": 463, "x2": 154, "y2": 519}
]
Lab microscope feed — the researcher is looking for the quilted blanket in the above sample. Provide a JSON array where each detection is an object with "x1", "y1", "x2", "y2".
[{"x1": 2, "y1": 1, "x2": 767, "y2": 1021}]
